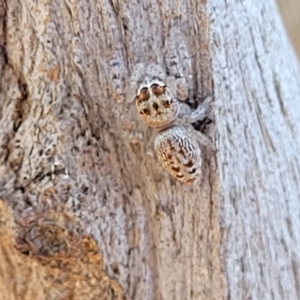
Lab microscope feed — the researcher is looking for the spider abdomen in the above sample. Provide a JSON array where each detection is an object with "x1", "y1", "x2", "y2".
[{"x1": 154, "y1": 126, "x2": 202, "y2": 185}]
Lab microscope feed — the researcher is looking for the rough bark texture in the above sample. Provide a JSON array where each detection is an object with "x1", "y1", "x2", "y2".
[
  {"x1": 0, "y1": 0, "x2": 223, "y2": 299},
  {"x1": 0, "y1": 0, "x2": 300, "y2": 300},
  {"x1": 210, "y1": 1, "x2": 300, "y2": 299},
  {"x1": 0, "y1": 198, "x2": 126, "y2": 299}
]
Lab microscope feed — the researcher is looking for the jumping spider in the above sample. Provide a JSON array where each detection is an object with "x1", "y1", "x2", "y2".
[{"x1": 128, "y1": 63, "x2": 213, "y2": 185}]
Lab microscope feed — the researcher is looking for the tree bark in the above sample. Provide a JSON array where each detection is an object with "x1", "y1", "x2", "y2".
[
  {"x1": 210, "y1": 1, "x2": 300, "y2": 299},
  {"x1": 0, "y1": 0, "x2": 300, "y2": 300}
]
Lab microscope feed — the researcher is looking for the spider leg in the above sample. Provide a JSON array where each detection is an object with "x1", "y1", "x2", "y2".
[
  {"x1": 188, "y1": 94, "x2": 214, "y2": 122},
  {"x1": 145, "y1": 128, "x2": 158, "y2": 157},
  {"x1": 187, "y1": 103, "x2": 208, "y2": 123},
  {"x1": 192, "y1": 129, "x2": 216, "y2": 152}
]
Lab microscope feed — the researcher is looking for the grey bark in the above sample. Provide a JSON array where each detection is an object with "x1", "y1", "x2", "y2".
[
  {"x1": 0, "y1": 0, "x2": 299, "y2": 300},
  {"x1": 211, "y1": 1, "x2": 300, "y2": 299}
]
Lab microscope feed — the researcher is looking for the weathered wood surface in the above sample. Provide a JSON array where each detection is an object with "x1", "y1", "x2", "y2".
[
  {"x1": 0, "y1": 0, "x2": 300, "y2": 299},
  {"x1": 0, "y1": 198, "x2": 126, "y2": 299},
  {"x1": 210, "y1": 1, "x2": 300, "y2": 299}
]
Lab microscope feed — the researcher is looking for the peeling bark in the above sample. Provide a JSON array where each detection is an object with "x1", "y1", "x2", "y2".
[{"x1": 0, "y1": 198, "x2": 126, "y2": 299}]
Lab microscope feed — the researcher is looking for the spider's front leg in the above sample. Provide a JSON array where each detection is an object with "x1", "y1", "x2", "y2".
[
  {"x1": 191, "y1": 127, "x2": 216, "y2": 153},
  {"x1": 178, "y1": 94, "x2": 214, "y2": 124},
  {"x1": 145, "y1": 128, "x2": 158, "y2": 157}
]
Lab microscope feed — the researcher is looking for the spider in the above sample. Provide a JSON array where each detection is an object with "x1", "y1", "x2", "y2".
[{"x1": 127, "y1": 63, "x2": 213, "y2": 184}]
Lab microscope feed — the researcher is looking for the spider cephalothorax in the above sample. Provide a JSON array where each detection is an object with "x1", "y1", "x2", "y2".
[{"x1": 135, "y1": 77, "x2": 179, "y2": 128}]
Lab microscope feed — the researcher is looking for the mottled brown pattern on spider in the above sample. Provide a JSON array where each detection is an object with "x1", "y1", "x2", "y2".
[
  {"x1": 135, "y1": 80, "x2": 179, "y2": 128},
  {"x1": 154, "y1": 125, "x2": 202, "y2": 185}
]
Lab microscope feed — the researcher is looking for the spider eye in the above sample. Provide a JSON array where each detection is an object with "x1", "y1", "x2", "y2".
[
  {"x1": 151, "y1": 84, "x2": 166, "y2": 97},
  {"x1": 136, "y1": 87, "x2": 150, "y2": 103},
  {"x1": 151, "y1": 83, "x2": 159, "y2": 89},
  {"x1": 140, "y1": 87, "x2": 148, "y2": 94}
]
